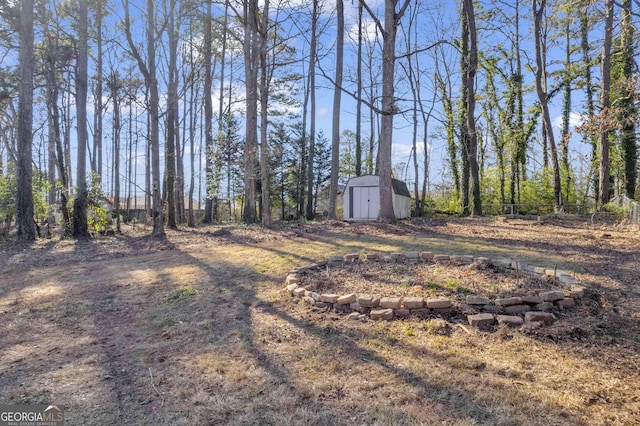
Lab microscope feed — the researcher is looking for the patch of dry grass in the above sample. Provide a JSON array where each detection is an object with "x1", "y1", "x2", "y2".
[{"x1": 0, "y1": 217, "x2": 639, "y2": 425}]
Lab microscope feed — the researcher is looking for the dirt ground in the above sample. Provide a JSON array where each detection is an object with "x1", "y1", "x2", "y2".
[
  {"x1": 297, "y1": 254, "x2": 560, "y2": 300},
  {"x1": 1, "y1": 215, "x2": 639, "y2": 425}
]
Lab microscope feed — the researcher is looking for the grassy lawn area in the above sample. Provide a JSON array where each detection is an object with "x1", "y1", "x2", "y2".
[{"x1": 1, "y1": 216, "x2": 639, "y2": 425}]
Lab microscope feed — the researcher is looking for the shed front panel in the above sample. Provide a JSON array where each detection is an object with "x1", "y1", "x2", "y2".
[{"x1": 350, "y1": 186, "x2": 379, "y2": 219}]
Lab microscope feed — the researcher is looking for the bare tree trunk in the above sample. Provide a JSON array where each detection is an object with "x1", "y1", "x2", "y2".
[
  {"x1": 148, "y1": 2, "x2": 163, "y2": 236},
  {"x1": 47, "y1": 103, "x2": 56, "y2": 225},
  {"x1": 377, "y1": 0, "x2": 396, "y2": 222},
  {"x1": 436, "y1": 71, "x2": 460, "y2": 204},
  {"x1": 145, "y1": 89, "x2": 151, "y2": 218},
  {"x1": 356, "y1": 2, "x2": 363, "y2": 176},
  {"x1": 305, "y1": 0, "x2": 318, "y2": 221},
  {"x1": 187, "y1": 30, "x2": 197, "y2": 227},
  {"x1": 418, "y1": 82, "x2": 437, "y2": 214},
  {"x1": 599, "y1": 0, "x2": 614, "y2": 206},
  {"x1": 407, "y1": 16, "x2": 420, "y2": 214},
  {"x1": 124, "y1": 0, "x2": 164, "y2": 237},
  {"x1": 176, "y1": 110, "x2": 185, "y2": 224},
  {"x1": 243, "y1": 0, "x2": 259, "y2": 223},
  {"x1": 63, "y1": 75, "x2": 73, "y2": 193},
  {"x1": 512, "y1": 0, "x2": 526, "y2": 206},
  {"x1": 73, "y1": 0, "x2": 90, "y2": 239},
  {"x1": 165, "y1": 2, "x2": 178, "y2": 229},
  {"x1": 127, "y1": 85, "x2": 133, "y2": 219},
  {"x1": 360, "y1": 0, "x2": 411, "y2": 222},
  {"x1": 93, "y1": 3, "x2": 103, "y2": 182},
  {"x1": 580, "y1": 1, "x2": 597, "y2": 202},
  {"x1": 47, "y1": 77, "x2": 71, "y2": 235},
  {"x1": 368, "y1": 42, "x2": 377, "y2": 176},
  {"x1": 217, "y1": 0, "x2": 230, "y2": 223},
  {"x1": 17, "y1": 0, "x2": 36, "y2": 241},
  {"x1": 533, "y1": 0, "x2": 563, "y2": 211},
  {"x1": 561, "y1": 20, "x2": 572, "y2": 202},
  {"x1": 226, "y1": 66, "x2": 234, "y2": 219},
  {"x1": 109, "y1": 73, "x2": 121, "y2": 233},
  {"x1": 133, "y1": 98, "x2": 139, "y2": 213},
  {"x1": 328, "y1": 0, "x2": 343, "y2": 220},
  {"x1": 259, "y1": 0, "x2": 272, "y2": 225},
  {"x1": 41, "y1": 20, "x2": 71, "y2": 234},
  {"x1": 459, "y1": 6, "x2": 470, "y2": 215},
  {"x1": 297, "y1": 97, "x2": 307, "y2": 217},
  {"x1": 203, "y1": 0, "x2": 214, "y2": 223},
  {"x1": 176, "y1": 64, "x2": 185, "y2": 225},
  {"x1": 298, "y1": 61, "x2": 311, "y2": 218},
  {"x1": 464, "y1": 0, "x2": 482, "y2": 216}
]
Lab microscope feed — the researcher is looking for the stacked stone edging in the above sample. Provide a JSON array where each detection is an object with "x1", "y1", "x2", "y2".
[{"x1": 284, "y1": 251, "x2": 585, "y2": 329}]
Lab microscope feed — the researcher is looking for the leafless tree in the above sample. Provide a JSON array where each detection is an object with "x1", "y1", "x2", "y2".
[
  {"x1": 123, "y1": 0, "x2": 165, "y2": 237},
  {"x1": 16, "y1": 0, "x2": 35, "y2": 241},
  {"x1": 73, "y1": 0, "x2": 89, "y2": 238},
  {"x1": 359, "y1": 0, "x2": 411, "y2": 223},
  {"x1": 533, "y1": 0, "x2": 563, "y2": 211},
  {"x1": 328, "y1": 0, "x2": 344, "y2": 220}
]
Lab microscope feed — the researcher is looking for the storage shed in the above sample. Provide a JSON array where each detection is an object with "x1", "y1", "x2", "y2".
[{"x1": 343, "y1": 175, "x2": 411, "y2": 221}]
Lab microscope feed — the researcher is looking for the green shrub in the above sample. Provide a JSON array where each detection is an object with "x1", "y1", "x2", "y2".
[
  {"x1": 0, "y1": 169, "x2": 53, "y2": 227},
  {"x1": 88, "y1": 206, "x2": 109, "y2": 234},
  {"x1": 87, "y1": 172, "x2": 109, "y2": 234},
  {"x1": 601, "y1": 203, "x2": 625, "y2": 218},
  {"x1": 0, "y1": 172, "x2": 16, "y2": 221}
]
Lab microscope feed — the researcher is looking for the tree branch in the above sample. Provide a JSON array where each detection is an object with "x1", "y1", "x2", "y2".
[
  {"x1": 121, "y1": 0, "x2": 150, "y2": 81},
  {"x1": 396, "y1": 0, "x2": 412, "y2": 22},
  {"x1": 614, "y1": 0, "x2": 640, "y2": 17},
  {"x1": 358, "y1": 0, "x2": 385, "y2": 36},
  {"x1": 316, "y1": 60, "x2": 386, "y2": 115},
  {"x1": 395, "y1": 40, "x2": 449, "y2": 60}
]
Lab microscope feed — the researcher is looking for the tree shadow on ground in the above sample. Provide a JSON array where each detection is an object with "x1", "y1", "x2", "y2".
[
  {"x1": 175, "y1": 246, "x2": 583, "y2": 424},
  {"x1": 250, "y1": 299, "x2": 582, "y2": 425},
  {"x1": 1, "y1": 220, "x2": 637, "y2": 424}
]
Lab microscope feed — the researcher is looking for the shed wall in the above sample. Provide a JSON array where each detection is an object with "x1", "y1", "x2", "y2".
[{"x1": 343, "y1": 175, "x2": 411, "y2": 221}]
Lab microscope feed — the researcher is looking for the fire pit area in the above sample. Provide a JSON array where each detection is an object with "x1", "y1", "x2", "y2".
[{"x1": 284, "y1": 251, "x2": 585, "y2": 330}]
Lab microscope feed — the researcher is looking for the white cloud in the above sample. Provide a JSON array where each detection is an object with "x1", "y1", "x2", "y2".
[
  {"x1": 347, "y1": 18, "x2": 381, "y2": 45},
  {"x1": 394, "y1": 141, "x2": 429, "y2": 154},
  {"x1": 394, "y1": 143, "x2": 413, "y2": 158},
  {"x1": 343, "y1": 0, "x2": 385, "y2": 23},
  {"x1": 210, "y1": 80, "x2": 246, "y2": 117},
  {"x1": 318, "y1": 107, "x2": 330, "y2": 118},
  {"x1": 552, "y1": 112, "x2": 584, "y2": 129}
]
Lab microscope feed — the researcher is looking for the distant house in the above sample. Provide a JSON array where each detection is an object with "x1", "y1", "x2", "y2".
[
  {"x1": 105, "y1": 196, "x2": 204, "y2": 212},
  {"x1": 314, "y1": 184, "x2": 345, "y2": 216},
  {"x1": 342, "y1": 175, "x2": 411, "y2": 221},
  {"x1": 102, "y1": 196, "x2": 205, "y2": 222}
]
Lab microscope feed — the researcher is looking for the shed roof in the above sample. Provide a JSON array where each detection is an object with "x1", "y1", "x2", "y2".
[
  {"x1": 392, "y1": 179, "x2": 411, "y2": 198},
  {"x1": 344, "y1": 175, "x2": 411, "y2": 198}
]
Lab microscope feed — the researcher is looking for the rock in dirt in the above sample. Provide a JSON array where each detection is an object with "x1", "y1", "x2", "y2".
[{"x1": 468, "y1": 313, "x2": 495, "y2": 328}]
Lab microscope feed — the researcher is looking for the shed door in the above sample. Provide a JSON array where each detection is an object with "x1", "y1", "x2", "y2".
[{"x1": 351, "y1": 186, "x2": 379, "y2": 219}]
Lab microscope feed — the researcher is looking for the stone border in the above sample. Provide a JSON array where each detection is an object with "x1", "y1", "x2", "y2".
[{"x1": 283, "y1": 251, "x2": 585, "y2": 330}]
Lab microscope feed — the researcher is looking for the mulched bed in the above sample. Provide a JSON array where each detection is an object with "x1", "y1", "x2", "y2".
[{"x1": 296, "y1": 259, "x2": 560, "y2": 303}]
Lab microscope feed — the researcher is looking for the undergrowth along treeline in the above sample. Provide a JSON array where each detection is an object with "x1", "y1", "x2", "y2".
[{"x1": 0, "y1": 170, "x2": 110, "y2": 238}]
